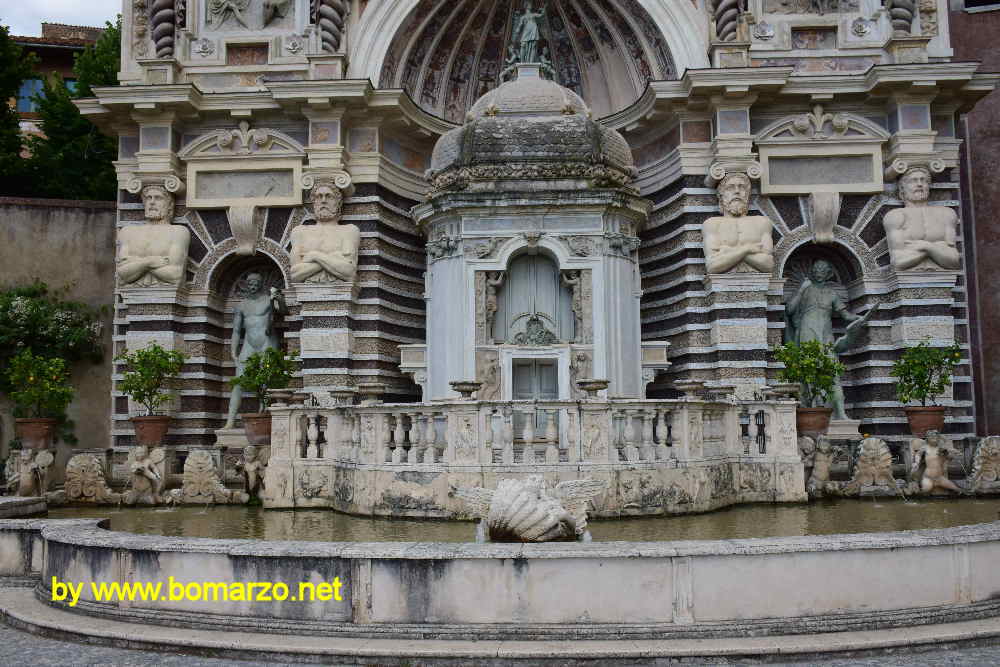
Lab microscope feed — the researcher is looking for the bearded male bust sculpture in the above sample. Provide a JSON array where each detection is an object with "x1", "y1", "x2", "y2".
[
  {"x1": 703, "y1": 173, "x2": 775, "y2": 274},
  {"x1": 883, "y1": 167, "x2": 961, "y2": 272},
  {"x1": 290, "y1": 183, "x2": 361, "y2": 283},
  {"x1": 117, "y1": 185, "x2": 191, "y2": 287}
]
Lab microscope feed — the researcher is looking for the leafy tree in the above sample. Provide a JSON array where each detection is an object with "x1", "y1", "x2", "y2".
[
  {"x1": 773, "y1": 340, "x2": 845, "y2": 409},
  {"x1": 0, "y1": 22, "x2": 37, "y2": 196},
  {"x1": 116, "y1": 343, "x2": 187, "y2": 416},
  {"x1": 6, "y1": 350, "x2": 75, "y2": 419},
  {"x1": 25, "y1": 18, "x2": 120, "y2": 200},
  {"x1": 230, "y1": 348, "x2": 297, "y2": 412},
  {"x1": 891, "y1": 340, "x2": 963, "y2": 407}
]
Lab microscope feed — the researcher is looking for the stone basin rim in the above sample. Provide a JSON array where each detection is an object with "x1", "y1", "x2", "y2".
[{"x1": 17, "y1": 518, "x2": 1000, "y2": 559}]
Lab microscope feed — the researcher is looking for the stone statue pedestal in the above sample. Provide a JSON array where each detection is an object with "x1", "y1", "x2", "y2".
[
  {"x1": 886, "y1": 270, "x2": 959, "y2": 347},
  {"x1": 214, "y1": 427, "x2": 249, "y2": 449},
  {"x1": 826, "y1": 419, "x2": 862, "y2": 441},
  {"x1": 701, "y1": 272, "x2": 772, "y2": 388}
]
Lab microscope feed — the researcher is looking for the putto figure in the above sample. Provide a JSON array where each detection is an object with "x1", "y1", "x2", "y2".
[
  {"x1": 224, "y1": 272, "x2": 287, "y2": 428},
  {"x1": 703, "y1": 173, "x2": 775, "y2": 274},
  {"x1": 290, "y1": 182, "x2": 361, "y2": 283},
  {"x1": 117, "y1": 185, "x2": 190, "y2": 287},
  {"x1": 910, "y1": 430, "x2": 965, "y2": 495},
  {"x1": 883, "y1": 167, "x2": 961, "y2": 271}
]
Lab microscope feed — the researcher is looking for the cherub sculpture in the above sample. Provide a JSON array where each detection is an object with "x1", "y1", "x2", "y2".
[
  {"x1": 6, "y1": 450, "x2": 54, "y2": 497},
  {"x1": 123, "y1": 446, "x2": 167, "y2": 505},
  {"x1": 909, "y1": 430, "x2": 965, "y2": 495}
]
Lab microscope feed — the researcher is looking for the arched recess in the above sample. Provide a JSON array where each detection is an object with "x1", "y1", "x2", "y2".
[
  {"x1": 209, "y1": 252, "x2": 291, "y2": 354},
  {"x1": 494, "y1": 250, "x2": 575, "y2": 343},
  {"x1": 779, "y1": 241, "x2": 866, "y2": 326},
  {"x1": 350, "y1": 0, "x2": 708, "y2": 118}
]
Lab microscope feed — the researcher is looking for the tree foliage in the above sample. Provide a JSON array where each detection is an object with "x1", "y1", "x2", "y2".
[
  {"x1": 0, "y1": 281, "x2": 104, "y2": 393},
  {"x1": 6, "y1": 350, "x2": 75, "y2": 418},
  {"x1": 230, "y1": 349, "x2": 297, "y2": 411},
  {"x1": 116, "y1": 343, "x2": 187, "y2": 416},
  {"x1": 891, "y1": 340, "x2": 962, "y2": 407},
  {"x1": 774, "y1": 340, "x2": 845, "y2": 409},
  {"x1": 0, "y1": 23, "x2": 38, "y2": 196},
  {"x1": 24, "y1": 18, "x2": 120, "y2": 200}
]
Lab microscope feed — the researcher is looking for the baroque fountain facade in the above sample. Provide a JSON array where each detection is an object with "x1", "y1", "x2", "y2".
[{"x1": 59, "y1": 0, "x2": 998, "y2": 516}]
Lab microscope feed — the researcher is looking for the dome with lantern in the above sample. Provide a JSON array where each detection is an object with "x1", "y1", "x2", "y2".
[{"x1": 426, "y1": 64, "x2": 637, "y2": 194}]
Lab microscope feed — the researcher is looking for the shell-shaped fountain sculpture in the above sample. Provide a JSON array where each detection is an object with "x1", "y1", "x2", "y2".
[
  {"x1": 455, "y1": 475, "x2": 607, "y2": 543},
  {"x1": 839, "y1": 437, "x2": 896, "y2": 496},
  {"x1": 970, "y1": 435, "x2": 1000, "y2": 492}
]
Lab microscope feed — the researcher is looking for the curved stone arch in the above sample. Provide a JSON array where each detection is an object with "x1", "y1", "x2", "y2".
[
  {"x1": 774, "y1": 227, "x2": 877, "y2": 284},
  {"x1": 349, "y1": 0, "x2": 709, "y2": 87},
  {"x1": 178, "y1": 125, "x2": 308, "y2": 161},
  {"x1": 491, "y1": 235, "x2": 577, "y2": 271},
  {"x1": 197, "y1": 242, "x2": 293, "y2": 294}
]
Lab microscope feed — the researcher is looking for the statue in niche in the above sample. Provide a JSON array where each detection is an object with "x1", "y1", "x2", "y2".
[
  {"x1": 224, "y1": 272, "x2": 287, "y2": 428},
  {"x1": 785, "y1": 259, "x2": 877, "y2": 420},
  {"x1": 209, "y1": 0, "x2": 250, "y2": 28},
  {"x1": 561, "y1": 271, "x2": 584, "y2": 342},
  {"x1": 117, "y1": 185, "x2": 190, "y2": 287},
  {"x1": 703, "y1": 173, "x2": 775, "y2": 274},
  {"x1": 290, "y1": 183, "x2": 360, "y2": 283},
  {"x1": 512, "y1": 1, "x2": 546, "y2": 64},
  {"x1": 484, "y1": 271, "x2": 505, "y2": 342},
  {"x1": 123, "y1": 446, "x2": 166, "y2": 505},
  {"x1": 909, "y1": 430, "x2": 965, "y2": 495},
  {"x1": 883, "y1": 167, "x2": 961, "y2": 272}
]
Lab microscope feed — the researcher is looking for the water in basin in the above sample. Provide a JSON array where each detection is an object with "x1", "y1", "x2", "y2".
[{"x1": 45, "y1": 497, "x2": 1000, "y2": 543}]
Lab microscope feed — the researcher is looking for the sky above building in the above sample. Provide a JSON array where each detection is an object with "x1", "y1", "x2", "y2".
[{"x1": 3, "y1": 1, "x2": 120, "y2": 37}]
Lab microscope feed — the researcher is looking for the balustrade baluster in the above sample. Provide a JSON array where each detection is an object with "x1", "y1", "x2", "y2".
[
  {"x1": 655, "y1": 409, "x2": 671, "y2": 461},
  {"x1": 566, "y1": 408, "x2": 579, "y2": 463},
  {"x1": 408, "y1": 412, "x2": 423, "y2": 464},
  {"x1": 641, "y1": 409, "x2": 655, "y2": 462},
  {"x1": 623, "y1": 409, "x2": 640, "y2": 462},
  {"x1": 422, "y1": 413, "x2": 438, "y2": 463},
  {"x1": 544, "y1": 409, "x2": 559, "y2": 463},
  {"x1": 295, "y1": 412, "x2": 306, "y2": 458},
  {"x1": 351, "y1": 412, "x2": 361, "y2": 461},
  {"x1": 502, "y1": 407, "x2": 514, "y2": 465},
  {"x1": 306, "y1": 413, "x2": 319, "y2": 459},
  {"x1": 380, "y1": 413, "x2": 392, "y2": 463},
  {"x1": 391, "y1": 413, "x2": 405, "y2": 464},
  {"x1": 340, "y1": 409, "x2": 353, "y2": 460},
  {"x1": 325, "y1": 410, "x2": 341, "y2": 459}
]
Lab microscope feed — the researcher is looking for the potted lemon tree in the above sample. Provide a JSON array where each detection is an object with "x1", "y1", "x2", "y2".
[
  {"x1": 773, "y1": 340, "x2": 844, "y2": 436},
  {"x1": 6, "y1": 350, "x2": 74, "y2": 449},
  {"x1": 116, "y1": 343, "x2": 186, "y2": 447},
  {"x1": 891, "y1": 340, "x2": 962, "y2": 436},
  {"x1": 230, "y1": 348, "x2": 296, "y2": 445}
]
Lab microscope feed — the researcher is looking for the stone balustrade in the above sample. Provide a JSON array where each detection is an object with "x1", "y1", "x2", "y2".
[{"x1": 272, "y1": 397, "x2": 796, "y2": 467}]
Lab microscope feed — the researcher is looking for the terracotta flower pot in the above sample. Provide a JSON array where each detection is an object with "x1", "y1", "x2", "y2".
[
  {"x1": 131, "y1": 415, "x2": 172, "y2": 447},
  {"x1": 241, "y1": 412, "x2": 272, "y2": 446},
  {"x1": 904, "y1": 406, "x2": 946, "y2": 437},
  {"x1": 796, "y1": 407, "x2": 832, "y2": 437},
  {"x1": 15, "y1": 418, "x2": 57, "y2": 450}
]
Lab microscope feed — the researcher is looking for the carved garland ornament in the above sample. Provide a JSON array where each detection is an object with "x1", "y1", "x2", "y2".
[{"x1": 428, "y1": 163, "x2": 634, "y2": 194}]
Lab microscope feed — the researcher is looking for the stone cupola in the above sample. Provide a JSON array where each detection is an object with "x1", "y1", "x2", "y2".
[{"x1": 426, "y1": 64, "x2": 637, "y2": 195}]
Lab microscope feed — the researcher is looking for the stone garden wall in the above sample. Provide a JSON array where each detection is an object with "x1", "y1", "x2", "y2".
[{"x1": 0, "y1": 198, "x2": 116, "y2": 471}]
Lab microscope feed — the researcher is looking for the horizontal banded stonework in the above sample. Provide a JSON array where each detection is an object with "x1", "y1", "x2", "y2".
[{"x1": 639, "y1": 175, "x2": 975, "y2": 445}]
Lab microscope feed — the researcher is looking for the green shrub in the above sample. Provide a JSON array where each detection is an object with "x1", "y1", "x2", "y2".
[
  {"x1": 773, "y1": 340, "x2": 845, "y2": 409},
  {"x1": 116, "y1": 343, "x2": 187, "y2": 416},
  {"x1": 6, "y1": 350, "x2": 74, "y2": 418},
  {"x1": 230, "y1": 348, "x2": 296, "y2": 411},
  {"x1": 891, "y1": 340, "x2": 962, "y2": 407}
]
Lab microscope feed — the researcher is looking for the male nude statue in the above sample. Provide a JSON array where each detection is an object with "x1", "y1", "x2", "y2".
[
  {"x1": 883, "y1": 167, "x2": 961, "y2": 271},
  {"x1": 289, "y1": 183, "x2": 361, "y2": 283},
  {"x1": 911, "y1": 430, "x2": 965, "y2": 495},
  {"x1": 117, "y1": 185, "x2": 190, "y2": 287},
  {"x1": 703, "y1": 173, "x2": 775, "y2": 274},
  {"x1": 224, "y1": 272, "x2": 287, "y2": 428}
]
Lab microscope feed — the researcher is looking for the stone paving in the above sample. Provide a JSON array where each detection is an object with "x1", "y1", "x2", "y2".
[{"x1": 2, "y1": 621, "x2": 1000, "y2": 667}]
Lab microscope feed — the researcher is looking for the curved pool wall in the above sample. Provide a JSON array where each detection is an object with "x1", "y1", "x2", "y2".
[{"x1": 4, "y1": 518, "x2": 1000, "y2": 639}]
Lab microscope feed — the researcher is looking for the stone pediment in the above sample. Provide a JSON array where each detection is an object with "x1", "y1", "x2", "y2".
[
  {"x1": 756, "y1": 107, "x2": 891, "y2": 145},
  {"x1": 178, "y1": 121, "x2": 307, "y2": 161}
]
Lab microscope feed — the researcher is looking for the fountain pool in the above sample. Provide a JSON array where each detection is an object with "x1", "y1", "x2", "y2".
[{"x1": 45, "y1": 497, "x2": 1000, "y2": 542}]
